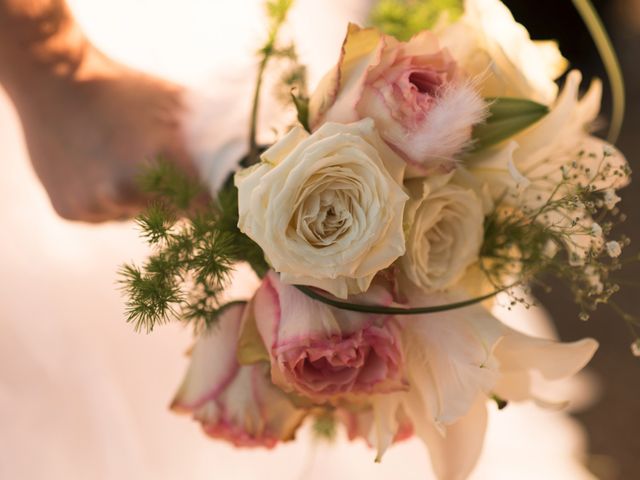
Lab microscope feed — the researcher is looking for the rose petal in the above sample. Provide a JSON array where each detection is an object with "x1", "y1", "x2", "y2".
[
  {"x1": 170, "y1": 304, "x2": 244, "y2": 411},
  {"x1": 254, "y1": 272, "x2": 406, "y2": 400}
]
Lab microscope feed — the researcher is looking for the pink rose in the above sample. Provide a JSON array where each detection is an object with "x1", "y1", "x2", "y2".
[
  {"x1": 171, "y1": 304, "x2": 306, "y2": 448},
  {"x1": 248, "y1": 272, "x2": 407, "y2": 401},
  {"x1": 309, "y1": 24, "x2": 488, "y2": 176}
]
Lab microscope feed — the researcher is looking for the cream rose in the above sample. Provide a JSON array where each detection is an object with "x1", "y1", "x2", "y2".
[
  {"x1": 309, "y1": 24, "x2": 487, "y2": 176},
  {"x1": 438, "y1": 0, "x2": 568, "y2": 105},
  {"x1": 400, "y1": 172, "x2": 487, "y2": 292},
  {"x1": 235, "y1": 118, "x2": 409, "y2": 299}
]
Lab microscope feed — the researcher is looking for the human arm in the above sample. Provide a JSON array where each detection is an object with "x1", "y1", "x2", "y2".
[{"x1": 0, "y1": 0, "x2": 194, "y2": 222}]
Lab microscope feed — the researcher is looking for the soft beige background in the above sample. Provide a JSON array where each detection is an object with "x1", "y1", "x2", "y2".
[{"x1": 0, "y1": 1, "x2": 597, "y2": 478}]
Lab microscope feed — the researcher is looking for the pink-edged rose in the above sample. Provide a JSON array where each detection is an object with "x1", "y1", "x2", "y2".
[
  {"x1": 171, "y1": 304, "x2": 305, "y2": 448},
  {"x1": 247, "y1": 272, "x2": 407, "y2": 401},
  {"x1": 309, "y1": 24, "x2": 488, "y2": 176}
]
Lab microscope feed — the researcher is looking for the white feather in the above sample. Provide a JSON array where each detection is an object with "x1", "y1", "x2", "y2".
[{"x1": 402, "y1": 82, "x2": 488, "y2": 177}]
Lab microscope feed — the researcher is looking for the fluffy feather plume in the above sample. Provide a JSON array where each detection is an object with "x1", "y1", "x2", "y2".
[{"x1": 401, "y1": 81, "x2": 489, "y2": 176}]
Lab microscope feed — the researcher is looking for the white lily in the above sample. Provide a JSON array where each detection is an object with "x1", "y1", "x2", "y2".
[{"x1": 359, "y1": 293, "x2": 597, "y2": 479}]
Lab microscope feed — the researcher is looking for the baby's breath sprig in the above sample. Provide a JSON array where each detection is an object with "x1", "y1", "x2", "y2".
[
  {"x1": 119, "y1": 160, "x2": 268, "y2": 334},
  {"x1": 248, "y1": 0, "x2": 295, "y2": 164},
  {"x1": 479, "y1": 147, "x2": 636, "y2": 339}
]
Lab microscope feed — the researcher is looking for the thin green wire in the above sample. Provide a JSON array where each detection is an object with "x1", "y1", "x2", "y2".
[
  {"x1": 295, "y1": 284, "x2": 514, "y2": 315},
  {"x1": 572, "y1": 0, "x2": 625, "y2": 143}
]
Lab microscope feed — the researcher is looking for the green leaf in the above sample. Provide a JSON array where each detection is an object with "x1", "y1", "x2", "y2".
[
  {"x1": 291, "y1": 92, "x2": 310, "y2": 132},
  {"x1": 491, "y1": 394, "x2": 509, "y2": 410},
  {"x1": 135, "y1": 201, "x2": 176, "y2": 245},
  {"x1": 370, "y1": 0, "x2": 462, "y2": 40},
  {"x1": 216, "y1": 182, "x2": 270, "y2": 278},
  {"x1": 471, "y1": 97, "x2": 549, "y2": 151},
  {"x1": 312, "y1": 413, "x2": 338, "y2": 442},
  {"x1": 237, "y1": 305, "x2": 270, "y2": 365},
  {"x1": 138, "y1": 157, "x2": 202, "y2": 210},
  {"x1": 121, "y1": 161, "x2": 270, "y2": 333},
  {"x1": 266, "y1": 0, "x2": 294, "y2": 25}
]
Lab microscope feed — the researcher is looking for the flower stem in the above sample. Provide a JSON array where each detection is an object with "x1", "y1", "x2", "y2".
[
  {"x1": 572, "y1": 0, "x2": 625, "y2": 143},
  {"x1": 248, "y1": 0, "x2": 294, "y2": 164},
  {"x1": 294, "y1": 284, "x2": 516, "y2": 316},
  {"x1": 248, "y1": 53, "x2": 270, "y2": 164}
]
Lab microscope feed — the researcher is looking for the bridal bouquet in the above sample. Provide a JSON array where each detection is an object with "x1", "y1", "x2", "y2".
[{"x1": 120, "y1": 0, "x2": 635, "y2": 477}]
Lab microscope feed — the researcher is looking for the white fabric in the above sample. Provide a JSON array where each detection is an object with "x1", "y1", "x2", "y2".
[{"x1": 0, "y1": 1, "x2": 596, "y2": 478}]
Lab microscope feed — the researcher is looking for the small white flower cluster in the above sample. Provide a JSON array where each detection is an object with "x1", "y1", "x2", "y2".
[{"x1": 606, "y1": 241, "x2": 622, "y2": 258}]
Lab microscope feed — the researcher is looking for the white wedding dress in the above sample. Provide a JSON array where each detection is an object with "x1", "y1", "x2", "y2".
[{"x1": 0, "y1": 1, "x2": 597, "y2": 478}]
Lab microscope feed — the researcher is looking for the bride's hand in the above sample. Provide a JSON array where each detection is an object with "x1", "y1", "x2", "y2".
[{"x1": 0, "y1": 0, "x2": 195, "y2": 222}]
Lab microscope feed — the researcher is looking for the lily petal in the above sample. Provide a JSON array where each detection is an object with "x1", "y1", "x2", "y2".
[
  {"x1": 494, "y1": 327, "x2": 598, "y2": 380},
  {"x1": 405, "y1": 390, "x2": 488, "y2": 480},
  {"x1": 400, "y1": 293, "x2": 503, "y2": 425}
]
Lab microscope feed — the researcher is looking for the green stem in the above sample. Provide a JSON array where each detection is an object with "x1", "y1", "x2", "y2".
[
  {"x1": 572, "y1": 0, "x2": 625, "y2": 143},
  {"x1": 248, "y1": 52, "x2": 271, "y2": 164},
  {"x1": 295, "y1": 284, "x2": 516, "y2": 316},
  {"x1": 248, "y1": 1, "x2": 293, "y2": 164},
  {"x1": 609, "y1": 301, "x2": 640, "y2": 331}
]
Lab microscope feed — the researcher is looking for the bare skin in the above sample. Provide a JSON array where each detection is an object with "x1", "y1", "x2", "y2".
[{"x1": 0, "y1": 0, "x2": 194, "y2": 222}]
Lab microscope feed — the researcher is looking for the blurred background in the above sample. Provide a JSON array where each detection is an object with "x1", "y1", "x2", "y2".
[
  {"x1": 505, "y1": 1, "x2": 640, "y2": 478},
  {"x1": 0, "y1": 0, "x2": 638, "y2": 479}
]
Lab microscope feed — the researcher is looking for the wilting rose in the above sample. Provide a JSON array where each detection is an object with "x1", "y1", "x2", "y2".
[
  {"x1": 401, "y1": 172, "x2": 487, "y2": 293},
  {"x1": 245, "y1": 272, "x2": 407, "y2": 401},
  {"x1": 353, "y1": 291, "x2": 597, "y2": 479},
  {"x1": 309, "y1": 24, "x2": 487, "y2": 176},
  {"x1": 438, "y1": 0, "x2": 568, "y2": 105},
  {"x1": 235, "y1": 119, "x2": 408, "y2": 299},
  {"x1": 171, "y1": 304, "x2": 305, "y2": 448}
]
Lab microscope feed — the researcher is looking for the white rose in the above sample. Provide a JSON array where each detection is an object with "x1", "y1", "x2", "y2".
[
  {"x1": 235, "y1": 118, "x2": 409, "y2": 299},
  {"x1": 438, "y1": 0, "x2": 568, "y2": 105},
  {"x1": 400, "y1": 172, "x2": 487, "y2": 292}
]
